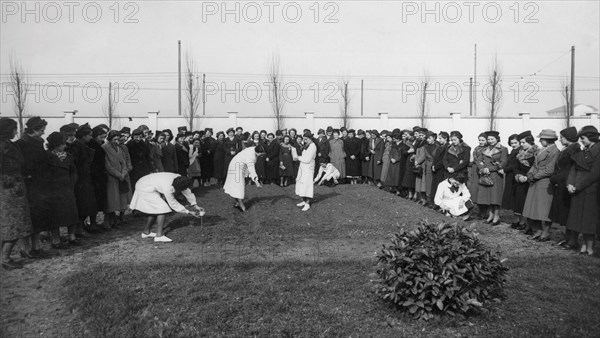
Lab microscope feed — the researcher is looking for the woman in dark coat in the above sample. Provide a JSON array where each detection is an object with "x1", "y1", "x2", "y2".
[
  {"x1": 265, "y1": 133, "x2": 280, "y2": 184},
  {"x1": 360, "y1": 130, "x2": 372, "y2": 184},
  {"x1": 371, "y1": 130, "x2": 385, "y2": 185},
  {"x1": 423, "y1": 132, "x2": 439, "y2": 206},
  {"x1": 45, "y1": 132, "x2": 80, "y2": 248},
  {"x1": 175, "y1": 133, "x2": 190, "y2": 178},
  {"x1": 15, "y1": 116, "x2": 50, "y2": 254},
  {"x1": 500, "y1": 134, "x2": 520, "y2": 226},
  {"x1": 161, "y1": 129, "x2": 179, "y2": 174},
  {"x1": 213, "y1": 132, "x2": 226, "y2": 185},
  {"x1": 316, "y1": 129, "x2": 330, "y2": 178},
  {"x1": 127, "y1": 129, "x2": 154, "y2": 189},
  {"x1": 223, "y1": 128, "x2": 243, "y2": 179},
  {"x1": 522, "y1": 130, "x2": 560, "y2": 241},
  {"x1": 401, "y1": 131, "x2": 416, "y2": 198},
  {"x1": 513, "y1": 132, "x2": 537, "y2": 232},
  {"x1": 566, "y1": 126, "x2": 600, "y2": 256},
  {"x1": 0, "y1": 118, "x2": 33, "y2": 269},
  {"x1": 70, "y1": 124, "x2": 100, "y2": 233},
  {"x1": 476, "y1": 131, "x2": 508, "y2": 225},
  {"x1": 430, "y1": 132, "x2": 450, "y2": 206},
  {"x1": 88, "y1": 126, "x2": 108, "y2": 223},
  {"x1": 200, "y1": 128, "x2": 216, "y2": 186},
  {"x1": 383, "y1": 133, "x2": 402, "y2": 191},
  {"x1": 279, "y1": 135, "x2": 294, "y2": 186},
  {"x1": 468, "y1": 133, "x2": 488, "y2": 214},
  {"x1": 550, "y1": 127, "x2": 580, "y2": 249},
  {"x1": 344, "y1": 129, "x2": 362, "y2": 184},
  {"x1": 103, "y1": 130, "x2": 133, "y2": 229}
]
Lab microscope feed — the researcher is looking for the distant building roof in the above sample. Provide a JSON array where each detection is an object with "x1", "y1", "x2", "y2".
[{"x1": 546, "y1": 104, "x2": 598, "y2": 116}]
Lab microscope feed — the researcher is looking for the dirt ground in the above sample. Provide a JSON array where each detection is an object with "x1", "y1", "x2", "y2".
[{"x1": 1, "y1": 183, "x2": 598, "y2": 337}]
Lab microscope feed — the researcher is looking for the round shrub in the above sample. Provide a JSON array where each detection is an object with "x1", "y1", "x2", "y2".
[{"x1": 374, "y1": 220, "x2": 508, "y2": 320}]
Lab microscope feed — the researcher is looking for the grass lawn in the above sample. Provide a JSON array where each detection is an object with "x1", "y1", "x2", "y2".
[{"x1": 2, "y1": 184, "x2": 599, "y2": 337}]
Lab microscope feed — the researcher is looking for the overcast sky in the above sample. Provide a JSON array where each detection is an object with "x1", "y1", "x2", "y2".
[{"x1": 1, "y1": 0, "x2": 598, "y2": 119}]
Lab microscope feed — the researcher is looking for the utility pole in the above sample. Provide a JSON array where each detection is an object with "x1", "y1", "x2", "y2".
[
  {"x1": 474, "y1": 43, "x2": 477, "y2": 116},
  {"x1": 570, "y1": 46, "x2": 575, "y2": 117},
  {"x1": 360, "y1": 79, "x2": 364, "y2": 116},
  {"x1": 469, "y1": 77, "x2": 473, "y2": 116},
  {"x1": 108, "y1": 81, "x2": 113, "y2": 128},
  {"x1": 178, "y1": 40, "x2": 182, "y2": 116},
  {"x1": 565, "y1": 85, "x2": 570, "y2": 127},
  {"x1": 202, "y1": 73, "x2": 206, "y2": 116}
]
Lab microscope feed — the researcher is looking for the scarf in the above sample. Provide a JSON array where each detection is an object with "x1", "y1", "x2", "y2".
[
  {"x1": 52, "y1": 150, "x2": 68, "y2": 161},
  {"x1": 516, "y1": 145, "x2": 538, "y2": 167}
]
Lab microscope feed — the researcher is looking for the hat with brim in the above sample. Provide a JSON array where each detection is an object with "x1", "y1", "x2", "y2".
[
  {"x1": 381, "y1": 130, "x2": 390, "y2": 136},
  {"x1": 577, "y1": 125, "x2": 600, "y2": 138},
  {"x1": 318, "y1": 129, "x2": 325, "y2": 135},
  {"x1": 347, "y1": 129, "x2": 356, "y2": 135},
  {"x1": 131, "y1": 129, "x2": 143, "y2": 137},
  {"x1": 120, "y1": 127, "x2": 131, "y2": 135},
  {"x1": 326, "y1": 126, "x2": 333, "y2": 132},
  {"x1": 226, "y1": 128, "x2": 235, "y2": 135},
  {"x1": 517, "y1": 130, "x2": 532, "y2": 141},
  {"x1": 332, "y1": 129, "x2": 340, "y2": 134},
  {"x1": 537, "y1": 129, "x2": 558, "y2": 140}
]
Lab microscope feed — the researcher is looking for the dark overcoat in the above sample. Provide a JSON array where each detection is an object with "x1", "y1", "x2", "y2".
[
  {"x1": 15, "y1": 134, "x2": 50, "y2": 231},
  {"x1": 344, "y1": 137, "x2": 362, "y2": 177},
  {"x1": 549, "y1": 143, "x2": 580, "y2": 225},
  {"x1": 566, "y1": 143, "x2": 600, "y2": 235},
  {"x1": 70, "y1": 139, "x2": 97, "y2": 218},
  {"x1": 0, "y1": 139, "x2": 32, "y2": 240},
  {"x1": 45, "y1": 151, "x2": 79, "y2": 229}
]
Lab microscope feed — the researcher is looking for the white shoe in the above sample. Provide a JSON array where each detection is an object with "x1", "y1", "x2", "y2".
[
  {"x1": 296, "y1": 201, "x2": 305, "y2": 207},
  {"x1": 301, "y1": 204, "x2": 310, "y2": 211},
  {"x1": 154, "y1": 235, "x2": 172, "y2": 243},
  {"x1": 141, "y1": 232, "x2": 157, "y2": 239}
]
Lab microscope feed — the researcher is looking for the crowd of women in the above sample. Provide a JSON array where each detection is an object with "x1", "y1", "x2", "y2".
[{"x1": 1, "y1": 116, "x2": 599, "y2": 269}]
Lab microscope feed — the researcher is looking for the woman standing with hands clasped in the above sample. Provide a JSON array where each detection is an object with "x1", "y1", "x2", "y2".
[
  {"x1": 476, "y1": 131, "x2": 508, "y2": 226},
  {"x1": 565, "y1": 126, "x2": 600, "y2": 256},
  {"x1": 522, "y1": 129, "x2": 560, "y2": 241}
]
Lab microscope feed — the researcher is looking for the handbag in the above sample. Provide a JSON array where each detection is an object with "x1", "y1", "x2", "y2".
[
  {"x1": 119, "y1": 179, "x2": 130, "y2": 193},
  {"x1": 478, "y1": 175, "x2": 494, "y2": 187},
  {"x1": 412, "y1": 165, "x2": 423, "y2": 176}
]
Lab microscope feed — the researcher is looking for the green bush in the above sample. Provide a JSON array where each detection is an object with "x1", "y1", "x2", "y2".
[{"x1": 374, "y1": 220, "x2": 508, "y2": 320}]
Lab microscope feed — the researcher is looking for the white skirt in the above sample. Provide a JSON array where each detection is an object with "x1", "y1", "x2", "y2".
[{"x1": 129, "y1": 191, "x2": 171, "y2": 214}]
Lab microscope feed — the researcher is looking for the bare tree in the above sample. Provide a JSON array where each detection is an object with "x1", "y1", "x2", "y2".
[
  {"x1": 486, "y1": 56, "x2": 502, "y2": 130},
  {"x1": 184, "y1": 52, "x2": 201, "y2": 131},
  {"x1": 103, "y1": 81, "x2": 118, "y2": 129},
  {"x1": 417, "y1": 72, "x2": 430, "y2": 128},
  {"x1": 338, "y1": 79, "x2": 351, "y2": 128},
  {"x1": 9, "y1": 56, "x2": 28, "y2": 135},
  {"x1": 267, "y1": 54, "x2": 285, "y2": 130},
  {"x1": 560, "y1": 77, "x2": 571, "y2": 128}
]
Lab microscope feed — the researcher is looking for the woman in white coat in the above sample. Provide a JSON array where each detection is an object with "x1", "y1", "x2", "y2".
[
  {"x1": 295, "y1": 132, "x2": 317, "y2": 211},
  {"x1": 434, "y1": 173, "x2": 472, "y2": 220},
  {"x1": 223, "y1": 145, "x2": 266, "y2": 211},
  {"x1": 129, "y1": 172, "x2": 204, "y2": 243}
]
